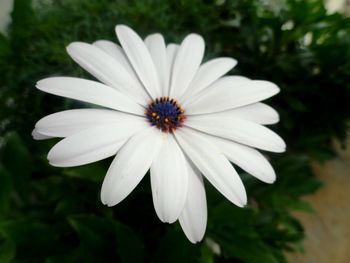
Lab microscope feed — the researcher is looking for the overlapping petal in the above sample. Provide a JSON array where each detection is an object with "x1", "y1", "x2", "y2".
[
  {"x1": 180, "y1": 57, "x2": 237, "y2": 102},
  {"x1": 175, "y1": 127, "x2": 247, "y2": 207},
  {"x1": 165, "y1": 44, "x2": 179, "y2": 95},
  {"x1": 36, "y1": 77, "x2": 144, "y2": 115},
  {"x1": 169, "y1": 34, "x2": 205, "y2": 99},
  {"x1": 145, "y1": 34, "x2": 168, "y2": 96},
  {"x1": 201, "y1": 102, "x2": 279, "y2": 125},
  {"x1": 185, "y1": 77, "x2": 280, "y2": 114},
  {"x1": 185, "y1": 114, "x2": 286, "y2": 152},
  {"x1": 203, "y1": 134, "x2": 276, "y2": 183},
  {"x1": 93, "y1": 40, "x2": 141, "y2": 82},
  {"x1": 48, "y1": 121, "x2": 146, "y2": 167},
  {"x1": 66, "y1": 42, "x2": 148, "y2": 104},
  {"x1": 32, "y1": 129, "x2": 53, "y2": 140},
  {"x1": 150, "y1": 134, "x2": 188, "y2": 223},
  {"x1": 116, "y1": 25, "x2": 161, "y2": 98},
  {"x1": 101, "y1": 127, "x2": 163, "y2": 207},
  {"x1": 34, "y1": 109, "x2": 143, "y2": 138},
  {"x1": 179, "y1": 160, "x2": 207, "y2": 243}
]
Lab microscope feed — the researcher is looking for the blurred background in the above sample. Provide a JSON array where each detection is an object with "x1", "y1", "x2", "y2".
[{"x1": 0, "y1": 0, "x2": 350, "y2": 262}]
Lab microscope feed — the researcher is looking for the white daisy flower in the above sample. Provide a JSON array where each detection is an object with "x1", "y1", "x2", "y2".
[{"x1": 33, "y1": 24, "x2": 286, "y2": 243}]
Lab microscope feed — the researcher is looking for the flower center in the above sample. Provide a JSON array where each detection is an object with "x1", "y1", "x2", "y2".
[{"x1": 146, "y1": 97, "x2": 185, "y2": 133}]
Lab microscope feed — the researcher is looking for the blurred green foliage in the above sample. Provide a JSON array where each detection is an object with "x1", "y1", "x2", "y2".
[{"x1": 0, "y1": 0, "x2": 349, "y2": 262}]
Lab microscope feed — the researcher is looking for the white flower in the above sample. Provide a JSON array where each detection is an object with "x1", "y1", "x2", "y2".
[{"x1": 32, "y1": 24, "x2": 286, "y2": 243}]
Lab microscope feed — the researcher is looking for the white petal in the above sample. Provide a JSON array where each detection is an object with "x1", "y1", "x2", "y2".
[
  {"x1": 183, "y1": 75, "x2": 249, "y2": 107},
  {"x1": 144, "y1": 34, "x2": 168, "y2": 96},
  {"x1": 185, "y1": 77, "x2": 280, "y2": 115},
  {"x1": 150, "y1": 135, "x2": 188, "y2": 223},
  {"x1": 186, "y1": 115, "x2": 286, "y2": 153},
  {"x1": 201, "y1": 103, "x2": 280, "y2": 125},
  {"x1": 93, "y1": 40, "x2": 141, "y2": 81},
  {"x1": 48, "y1": 121, "x2": 146, "y2": 167},
  {"x1": 203, "y1": 134, "x2": 276, "y2": 183},
  {"x1": 32, "y1": 129, "x2": 53, "y2": 140},
  {"x1": 169, "y1": 34, "x2": 205, "y2": 99},
  {"x1": 166, "y1": 44, "x2": 179, "y2": 96},
  {"x1": 116, "y1": 25, "x2": 161, "y2": 98},
  {"x1": 66, "y1": 42, "x2": 148, "y2": 104},
  {"x1": 180, "y1": 57, "x2": 237, "y2": 102},
  {"x1": 179, "y1": 160, "x2": 207, "y2": 243},
  {"x1": 35, "y1": 109, "x2": 142, "y2": 138},
  {"x1": 101, "y1": 127, "x2": 163, "y2": 206},
  {"x1": 36, "y1": 77, "x2": 144, "y2": 115},
  {"x1": 175, "y1": 128, "x2": 247, "y2": 207}
]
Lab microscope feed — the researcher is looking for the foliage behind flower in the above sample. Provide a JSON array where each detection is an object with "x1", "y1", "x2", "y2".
[{"x1": 0, "y1": 0, "x2": 349, "y2": 262}]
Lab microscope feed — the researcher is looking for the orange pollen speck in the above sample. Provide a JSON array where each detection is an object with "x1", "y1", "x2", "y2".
[{"x1": 145, "y1": 96, "x2": 186, "y2": 133}]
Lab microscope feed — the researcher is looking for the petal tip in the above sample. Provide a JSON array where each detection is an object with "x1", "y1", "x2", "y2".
[
  {"x1": 228, "y1": 57, "x2": 238, "y2": 67},
  {"x1": 187, "y1": 33, "x2": 204, "y2": 41},
  {"x1": 48, "y1": 160, "x2": 60, "y2": 167},
  {"x1": 31, "y1": 129, "x2": 40, "y2": 140},
  {"x1": 270, "y1": 83, "x2": 281, "y2": 95},
  {"x1": 236, "y1": 194, "x2": 248, "y2": 207},
  {"x1": 188, "y1": 238, "x2": 201, "y2": 244},
  {"x1": 260, "y1": 171, "x2": 277, "y2": 184},
  {"x1": 47, "y1": 152, "x2": 65, "y2": 168},
  {"x1": 181, "y1": 33, "x2": 205, "y2": 50},
  {"x1": 100, "y1": 199, "x2": 107, "y2": 206},
  {"x1": 271, "y1": 147, "x2": 286, "y2": 153},
  {"x1": 278, "y1": 143, "x2": 287, "y2": 153},
  {"x1": 115, "y1": 24, "x2": 131, "y2": 35},
  {"x1": 35, "y1": 80, "x2": 46, "y2": 91},
  {"x1": 65, "y1": 42, "x2": 79, "y2": 52},
  {"x1": 268, "y1": 177, "x2": 277, "y2": 184},
  {"x1": 66, "y1": 41, "x2": 90, "y2": 56},
  {"x1": 100, "y1": 193, "x2": 118, "y2": 207}
]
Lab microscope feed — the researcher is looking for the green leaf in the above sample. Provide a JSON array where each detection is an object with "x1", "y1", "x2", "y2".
[
  {"x1": 289, "y1": 199, "x2": 315, "y2": 212},
  {"x1": 0, "y1": 232, "x2": 15, "y2": 263},
  {"x1": 215, "y1": 235, "x2": 279, "y2": 263},
  {"x1": 0, "y1": 33, "x2": 10, "y2": 58},
  {"x1": 11, "y1": 0, "x2": 34, "y2": 34},
  {"x1": 1, "y1": 132, "x2": 32, "y2": 196},
  {"x1": 198, "y1": 243, "x2": 215, "y2": 263},
  {"x1": 0, "y1": 219, "x2": 57, "y2": 260},
  {"x1": 0, "y1": 166, "x2": 13, "y2": 215},
  {"x1": 68, "y1": 214, "x2": 146, "y2": 263},
  {"x1": 113, "y1": 220, "x2": 146, "y2": 263},
  {"x1": 154, "y1": 227, "x2": 199, "y2": 263},
  {"x1": 63, "y1": 162, "x2": 106, "y2": 182}
]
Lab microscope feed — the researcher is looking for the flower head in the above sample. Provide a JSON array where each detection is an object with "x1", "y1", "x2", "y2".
[{"x1": 33, "y1": 24, "x2": 286, "y2": 243}]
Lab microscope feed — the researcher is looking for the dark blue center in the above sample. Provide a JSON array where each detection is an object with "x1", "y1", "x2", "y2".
[
  {"x1": 146, "y1": 97, "x2": 185, "y2": 133},
  {"x1": 151, "y1": 101, "x2": 178, "y2": 123}
]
